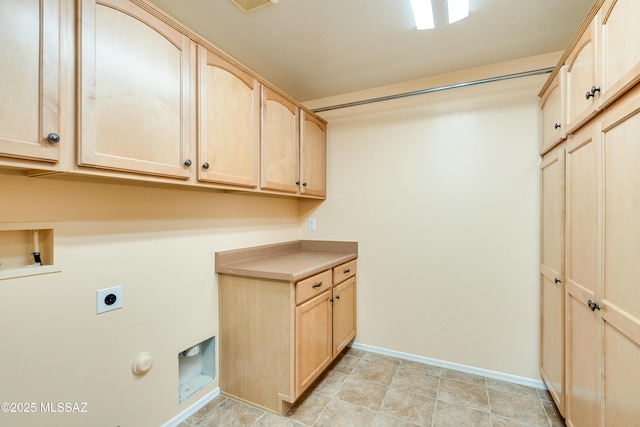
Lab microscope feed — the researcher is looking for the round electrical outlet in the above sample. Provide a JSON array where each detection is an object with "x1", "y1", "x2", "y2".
[{"x1": 104, "y1": 293, "x2": 117, "y2": 305}]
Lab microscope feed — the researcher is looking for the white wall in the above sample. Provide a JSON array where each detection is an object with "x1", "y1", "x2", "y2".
[
  {"x1": 300, "y1": 73, "x2": 544, "y2": 380},
  {"x1": 0, "y1": 173, "x2": 299, "y2": 427}
]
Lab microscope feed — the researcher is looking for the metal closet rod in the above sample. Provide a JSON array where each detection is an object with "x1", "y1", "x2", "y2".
[{"x1": 311, "y1": 67, "x2": 554, "y2": 113}]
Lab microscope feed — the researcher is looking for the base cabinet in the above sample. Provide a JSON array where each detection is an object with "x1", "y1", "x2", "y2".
[{"x1": 219, "y1": 259, "x2": 356, "y2": 415}]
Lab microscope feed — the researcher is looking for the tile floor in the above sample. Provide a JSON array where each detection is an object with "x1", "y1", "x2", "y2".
[{"x1": 180, "y1": 347, "x2": 564, "y2": 427}]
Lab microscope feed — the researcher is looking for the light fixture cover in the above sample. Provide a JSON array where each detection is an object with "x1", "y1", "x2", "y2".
[
  {"x1": 447, "y1": 0, "x2": 469, "y2": 24},
  {"x1": 410, "y1": 0, "x2": 435, "y2": 30},
  {"x1": 230, "y1": 0, "x2": 277, "y2": 13}
]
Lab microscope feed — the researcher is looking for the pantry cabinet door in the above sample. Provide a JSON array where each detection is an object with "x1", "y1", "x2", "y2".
[
  {"x1": 600, "y1": 90, "x2": 640, "y2": 426},
  {"x1": 198, "y1": 46, "x2": 260, "y2": 187},
  {"x1": 564, "y1": 123, "x2": 601, "y2": 427},
  {"x1": 0, "y1": 0, "x2": 61, "y2": 162},
  {"x1": 79, "y1": 0, "x2": 195, "y2": 178},
  {"x1": 539, "y1": 145, "x2": 565, "y2": 414}
]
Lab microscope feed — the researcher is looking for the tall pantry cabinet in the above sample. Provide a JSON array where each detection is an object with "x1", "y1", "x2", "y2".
[{"x1": 539, "y1": 0, "x2": 640, "y2": 425}]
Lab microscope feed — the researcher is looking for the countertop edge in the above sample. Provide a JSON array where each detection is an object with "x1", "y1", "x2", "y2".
[{"x1": 215, "y1": 240, "x2": 358, "y2": 282}]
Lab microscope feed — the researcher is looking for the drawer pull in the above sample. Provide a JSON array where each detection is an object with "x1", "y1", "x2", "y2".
[
  {"x1": 312, "y1": 282, "x2": 323, "y2": 288},
  {"x1": 344, "y1": 269, "x2": 351, "y2": 273}
]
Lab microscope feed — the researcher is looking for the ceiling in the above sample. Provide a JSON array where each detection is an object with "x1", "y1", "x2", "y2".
[{"x1": 146, "y1": 0, "x2": 595, "y2": 102}]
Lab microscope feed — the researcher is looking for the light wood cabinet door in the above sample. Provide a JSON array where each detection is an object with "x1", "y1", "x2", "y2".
[
  {"x1": 261, "y1": 87, "x2": 299, "y2": 193},
  {"x1": 333, "y1": 277, "x2": 356, "y2": 356},
  {"x1": 299, "y1": 111, "x2": 326, "y2": 197},
  {"x1": 79, "y1": 0, "x2": 195, "y2": 178},
  {"x1": 540, "y1": 71, "x2": 565, "y2": 155},
  {"x1": 564, "y1": 122, "x2": 600, "y2": 427},
  {"x1": 599, "y1": 0, "x2": 640, "y2": 109},
  {"x1": 0, "y1": 0, "x2": 61, "y2": 162},
  {"x1": 565, "y1": 17, "x2": 598, "y2": 134},
  {"x1": 539, "y1": 144, "x2": 565, "y2": 414},
  {"x1": 198, "y1": 47, "x2": 260, "y2": 187},
  {"x1": 600, "y1": 90, "x2": 640, "y2": 426},
  {"x1": 295, "y1": 289, "x2": 332, "y2": 397}
]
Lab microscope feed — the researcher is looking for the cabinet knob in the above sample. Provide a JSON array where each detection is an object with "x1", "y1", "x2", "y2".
[
  {"x1": 335, "y1": 295, "x2": 341, "y2": 300},
  {"x1": 585, "y1": 86, "x2": 601, "y2": 100},
  {"x1": 184, "y1": 159, "x2": 192, "y2": 167},
  {"x1": 46, "y1": 133, "x2": 60, "y2": 144},
  {"x1": 554, "y1": 278, "x2": 561, "y2": 284},
  {"x1": 202, "y1": 162, "x2": 209, "y2": 169},
  {"x1": 554, "y1": 123, "x2": 561, "y2": 129},
  {"x1": 302, "y1": 182, "x2": 307, "y2": 187},
  {"x1": 587, "y1": 300, "x2": 601, "y2": 311},
  {"x1": 295, "y1": 181, "x2": 300, "y2": 186}
]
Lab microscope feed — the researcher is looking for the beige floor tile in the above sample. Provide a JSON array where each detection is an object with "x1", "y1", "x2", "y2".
[
  {"x1": 390, "y1": 366, "x2": 439, "y2": 398},
  {"x1": 432, "y1": 400, "x2": 491, "y2": 427},
  {"x1": 186, "y1": 395, "x2": 226, "y2": 424},
  {"x1": 342, "y1": 346, "x2": 366, "y2": 358},
  {"x1": 310, "y1": 370, "x2": 348, "y2": 397},
  {"x1": 352, "y1": 359, "x2": 399, "y2": 385},
  {"x1": 400, "y1": 359, "x2": 443, "y2": 377},
  {"x1": 362, "y1": 351, "x2": 402, "y2": 366},
  {"x1": 192, "y1": 398, "x2": 264, "y2": 427},
  {"x1": 537, "y1": 388, "x2": 554, "y2": 402},
  {"x1": 284, "y1": 392, "x2": 331, "y2": 426},
  {"x1": 336, "y1": 376, "x2": 388, "y2": 410},
  {"x1": 489, "y1": 389, "x2": 550, "y2": 426},
  {"x1": 441, "y1": 368, "x2": 488, "y2": 387},
  {"x1": 330, "y1": 354, "x2": 361, "y2": 375},
  {"x1": 371, "y1": 412, "x2": 421, "y2": 426},
  {"x1": 253, "y1": 412, "x2": 307, "y2": 426},
  {"x1": 491, "y1": 413, "x2": 550, "y2": 427},
  {"x1": 487, "y1": 378, "x2": 541, "y2": 400},
  {"x1": 543, "y1": 400, "x2": 566, "y2": 427},
  {"x1": 379, "y1": 387, "x2": 436, "y2": 426},
  {"x1": 437, "y1": 378, "x2": 490, "y2": 411},
  {"x1": 184, "y1": 350, "x2": 566, "y2": 427},
  {"x1": 313, "y1": 399, "x2": 378, "y2": 427}
]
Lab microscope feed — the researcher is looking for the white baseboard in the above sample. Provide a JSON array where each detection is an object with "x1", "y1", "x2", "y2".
[
  {"x1": 349, "y1": 342, "x2": 546, "y2": 390},
  {"x1": 162, "y1": 387, "x2": 220, "y2": 427}
]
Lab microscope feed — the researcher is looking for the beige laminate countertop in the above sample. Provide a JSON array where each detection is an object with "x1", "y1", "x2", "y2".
[{"x1": 215, "y1": 240, "x2": 358, "y2": 282}]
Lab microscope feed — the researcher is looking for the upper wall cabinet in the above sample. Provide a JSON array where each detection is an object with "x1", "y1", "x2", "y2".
[
  {"x1": 564, "y1": 0, "x2": 640, "y2": 135},
  {"x1": 197, "y1": 46, "x2": 260, "y2": 188},
  {"x1": 0, "y1": 0, "x2": 62, "y2": 163},
  {"x1": 78, "y1": 0, "x2": 195, "y2": 179},
  {"x1": 565, "y1": 17, "x2": 598, "y2": 134},
  {"x1": 261, "y1": 86, "x2": 300, "y2": 194},
  {"x1": 540, "y1": 70, "x2": 566, "y2": 154},
  {"x1": 299, "y1": 111, "x2": 327, "y2": 198},
  {"x1": 598, "y1": 0, "x2": 640, "y2": 108}
]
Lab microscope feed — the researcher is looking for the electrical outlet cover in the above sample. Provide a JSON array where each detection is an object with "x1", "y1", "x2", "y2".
[{"x1": 97, "y1": 285, "x2": 123, "y2": 314}]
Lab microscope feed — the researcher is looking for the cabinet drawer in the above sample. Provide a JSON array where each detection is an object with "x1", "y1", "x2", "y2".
[
  {"x1": 333, "y1": 260, "x2": 356, "y2": 284},
  {"x1": 296, "y1": 270, "x2": 332, "y2": 305}
]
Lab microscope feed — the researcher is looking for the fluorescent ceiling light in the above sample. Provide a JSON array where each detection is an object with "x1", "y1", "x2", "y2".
[
  {"x1": 410, "y1": 0, "x2": 435, "y2": 30},
  {"x1": 447, "y1": 0, "x2": 469, "y2": 24},
  {"x1": 410, "y1": 0, "x2": 469, "y2": 29}
]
